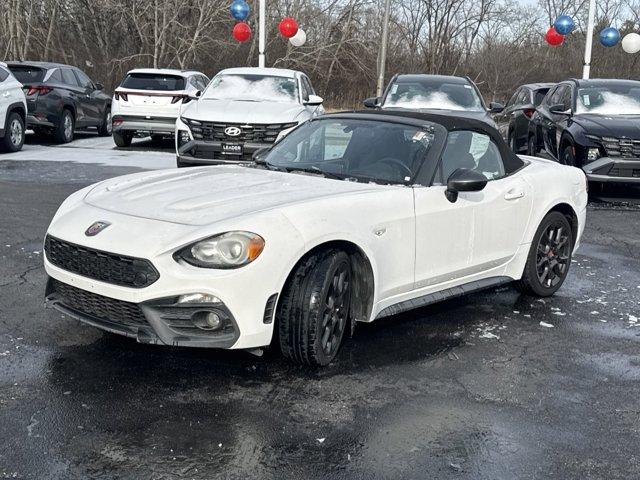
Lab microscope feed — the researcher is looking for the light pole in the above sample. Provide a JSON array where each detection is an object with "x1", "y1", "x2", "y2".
[
  {"x1": 376, "y1": 0, "x2": 392, "y2": 97},
  {"x1": 258, "y1": 0, "x2": 266, "y2": 67},
  {"x1": 583, "y1": 0, "x2": 597, "y2": 79}
]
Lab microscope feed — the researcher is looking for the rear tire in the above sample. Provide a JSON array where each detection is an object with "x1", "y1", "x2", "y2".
[
  {"x1": 508, "y1": 131, "x2": 517, "y2": 153},
  {"x1": 113, "y1": 130, "x2": 133, "y2": 147},
  {"x1": 97, "y1": 107, "x2": 112, "y2": 136},
  {"x1": 151, "y1": 134, "x2": 165, "y2": 145},
  {"x1": 277, "y1": 249, "x2": 352, "y2": 366},
  {"x1": 53, "y1": 109, "x2": 74, "y2": 144},
  {"x1": 1, "y1": 112, "x2": 25, "y2": 152},
  {"x1": 516, "y1": 211, "x2": 573, "y2": 297}
]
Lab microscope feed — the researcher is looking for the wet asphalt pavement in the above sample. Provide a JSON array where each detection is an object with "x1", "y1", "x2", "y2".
[{"x1": 1, "y1": 143, "x2": 640, "y2": 479}]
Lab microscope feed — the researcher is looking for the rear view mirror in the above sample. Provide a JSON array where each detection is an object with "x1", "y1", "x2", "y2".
[
  {"x1": 445, "y1": 168, "x2": 487, "y2": 203},
  {"x1": 304, "y1": 94, "x2": 323, "y2": 106},
  {"x1": 489, "y1": 101, "x2": 504, "y2": 113},
  {"x1": 363, "y1": 97, "x2": 380, "y2": 109}
]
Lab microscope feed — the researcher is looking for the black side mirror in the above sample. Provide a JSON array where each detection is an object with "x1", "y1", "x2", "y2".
[
  {"x1": 549, "y1": 103, "x2": 571, "y2": 115},
  {"x1": 363, "y1": 97, "x2": 380, "y2": 109},
  {"x1": 95, "y1": 82, "x2": 104, "y2": 91},
  {"x1": 445, "y1": 168, "x2": 488, "y2": 203},
  {"x1": 489, "y1": 101, "x2": 504, "y2": 113}
]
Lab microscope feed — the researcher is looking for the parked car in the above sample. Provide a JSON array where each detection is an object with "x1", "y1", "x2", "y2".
[
  {"x1": 111, "y1": 68, "x2": 209, "y2": 147},
  {"x1": 528, "y1": 78, "x2": 640, "y2": 183},
  {"x1": 175, "y1": 67, "x2": 324, "y2": 167},
  {"x1": 0, "y1": 62, "x2": 27, "y2": 152},
  {"x1": 493, "y1": 83, "x2": 554, "y2": 153},
  {"x1": 43, "y1": 110, "x2": 587, "y2": 366},
  {"x1": 363, "y1": 74, "x2": 504, "y2": 126},
  {"x1": 5, "y1": 61, "x2": 111, "y2": 143}
]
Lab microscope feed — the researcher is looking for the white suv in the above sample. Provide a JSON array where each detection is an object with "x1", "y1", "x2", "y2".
[
  {"x1": 175, "y1": 67, "x2": 324, "y2": 167},
  {"x1": 0, "y1": 63, "x2": 27, "y2": 153},
  {"x1": 111, "y1": 68, "x2": 209, "y2": 147}
]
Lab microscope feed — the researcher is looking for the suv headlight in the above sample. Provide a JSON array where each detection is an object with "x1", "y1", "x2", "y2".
[{"x1": 175, "y1": 232, "x2": 265, "y2": 269}]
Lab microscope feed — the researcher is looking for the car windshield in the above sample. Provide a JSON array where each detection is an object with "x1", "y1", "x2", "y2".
[
  {"x1": 260, "y1": 118, "x2": 437, "y2": 185},
  {"x1": 8, "y1": 66, "x2": 45, "y2": 84},
  {"x1": 576, "y1": 84, "x2": 640, "y2": 115},
  {"x1": 202, "y1": 74, "x2": 299, "y2": 103},
  {"x1": 383, "y1": 79, "x2": 484, "y2": 112},
  {"x1": 121, "y1": 73, "x2": 185, "y2": 91}
]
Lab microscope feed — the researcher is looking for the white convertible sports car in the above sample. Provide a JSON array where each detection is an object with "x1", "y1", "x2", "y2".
[{"x1": 44, "y1": 111, "x2": 587, "y2": 366}]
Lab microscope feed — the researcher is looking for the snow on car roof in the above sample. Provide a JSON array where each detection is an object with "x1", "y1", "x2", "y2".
[
  {"x1": 126, "y1": 68, "x2": 203, "y2": 77},
  {"x1": 217, "y1": 67, "x2": 300, "y2": 78}
]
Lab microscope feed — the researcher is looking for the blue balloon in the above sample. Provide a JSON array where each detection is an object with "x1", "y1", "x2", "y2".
[
  {"x1": 600, "y1": 27, "x2": 621, "y2": 47},
  {"x1": 554, "y1": 15, "x2": 574, "y2": 36},
  {"x1": 230, "y1": 0, "x2": 250, "y2": 21}
]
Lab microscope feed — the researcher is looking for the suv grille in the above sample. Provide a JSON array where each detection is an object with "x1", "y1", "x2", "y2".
[
  {"x1": 49, "y1": 279, "x2": 147, "y2": 328},
  {"x1": 186, "y1": 120, "x2": 297, "y2": 144},
  {"x1": 44, "y1": 235, "x2": 159, "y2": 288},
  {"x1": 601, "y1": 137, "x2": 640, "y2": 158}
]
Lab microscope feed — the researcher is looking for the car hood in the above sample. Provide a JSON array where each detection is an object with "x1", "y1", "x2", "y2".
[
  {"x1": 572, "y1": 114, "x2": 640, "y2": 138},
  {"x1": 83, "y1": 166, "x2": 384, "y2": 226},
  {"x1": 181, "y1": 99, "x2": 306, "y2": 124},
  {"x1": 380, "y1": 106, "x2": 495, "y2": 126}
]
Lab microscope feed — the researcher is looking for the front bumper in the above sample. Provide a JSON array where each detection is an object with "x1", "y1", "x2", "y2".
[
  {"x1": 583, "y1": 157, "x2": 640, "y2": 183},
  {"x1": 45, "y1": 276, "x2": 242, "y2": 348},
  {"x1": 112, "y1": 115, "x2": 176, "y2": 135},
  {"x1": 177, "y1": 139, "x2": 269, "y2": 166}
]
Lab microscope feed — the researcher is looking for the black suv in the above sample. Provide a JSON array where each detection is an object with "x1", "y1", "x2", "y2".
[
  {"x1": 363, "y1": 74, "x2": 504, "y2": 127},
  {"x1": 6, "y1": 61, "x2": 112, "y2": 143},
  {"x1": 493, "y1": 83, "x2": 554, "y2": 153},
  {"x1": 528, "y1": 79, "x2": 640, "y2": 183}
]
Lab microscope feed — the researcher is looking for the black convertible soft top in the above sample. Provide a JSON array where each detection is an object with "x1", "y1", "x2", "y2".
[{"x1": 325, "y1": 110, "x2": 526, "y2": 175}]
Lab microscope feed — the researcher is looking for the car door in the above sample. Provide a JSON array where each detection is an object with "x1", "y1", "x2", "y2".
[
  {"x1": 511, "y1": 88, "x2": 533, "y2": 148},
  {"x1": 538, "y1": 84, "x2": 571, "y2": 159},
  {"x1": 73, "y1": 69, "x2": 102, "y2": 126},
  {"x1": 414, "y1": 130, "x2": 533, "y2": 289},
  {"x1": 60, "y1": 68, "x2": 85, "y2": 124}
]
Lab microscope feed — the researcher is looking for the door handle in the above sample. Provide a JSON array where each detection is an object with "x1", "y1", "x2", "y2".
[{"x1": 504, "y1": 188, "x2": 525, "y2": 201}]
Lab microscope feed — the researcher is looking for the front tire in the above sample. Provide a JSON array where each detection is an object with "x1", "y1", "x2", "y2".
[
  {"x1": 561, "y1": 144, "x2": 576, "y2": 166},
  {"x1": 113, "y1": 130, "x2": 133, "y2": 147},
  {"x1": 508, "y1": 131, "x2": 517, "y2": 153},
  {"x1": 277, "y1": 249, "x2": 352, "y2": 366},
  {"x1": 516, "y1": 211, "x2": 573, "y2": 297},
  {"x1": 53, "y1": 109, "x2": 74, "y2": 144},
  {"x1": 527, "y1": 134, "x2": 538, "y2": 156},
  {"x1": 1, "y1": 112, "x2": 25, "y2": 152}
]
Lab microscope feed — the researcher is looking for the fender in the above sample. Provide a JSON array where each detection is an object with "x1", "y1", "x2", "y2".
[{"x1": 1, "y1": 101, "x2": 27, "y2": 137}]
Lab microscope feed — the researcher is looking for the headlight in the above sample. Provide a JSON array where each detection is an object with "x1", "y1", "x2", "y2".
[
  {"x1": 587, "y1": 148, "x2": 601, "y2": 162},
  {"x1": 175, "y1": 232, "x2": 265, "y2": 269}
]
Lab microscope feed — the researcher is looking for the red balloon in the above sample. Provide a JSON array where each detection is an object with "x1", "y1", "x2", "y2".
[
  {"x1": 279, "y1": 17, "x2": 298, "y2": 38},
  {"x1": 232, "y1": 22, "x2": 251, "y2": 42},
  {"x1": 545, "y1": 27, "x2": 565, "y2": 46}
]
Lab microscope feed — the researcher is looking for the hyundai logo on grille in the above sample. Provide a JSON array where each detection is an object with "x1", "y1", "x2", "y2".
[
  {"x1": 224, "y1": 126, "x2": 242, "y2": 137},
  {"x1": 85, "y1": 221, "x2": 111, "y2": 237}
]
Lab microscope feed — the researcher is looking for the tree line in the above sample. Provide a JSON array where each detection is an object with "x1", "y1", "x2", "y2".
[{"x1": 2, "y1": 0, "x2": 640, "y2": 107}]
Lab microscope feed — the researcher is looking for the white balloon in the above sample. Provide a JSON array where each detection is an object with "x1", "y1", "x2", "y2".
[
  {"x1": 289, "y1": 28, "x2": 306, "y2": 47},
  {"x1": 622, "y1": 32, "x2": 640, "y2": 54}
]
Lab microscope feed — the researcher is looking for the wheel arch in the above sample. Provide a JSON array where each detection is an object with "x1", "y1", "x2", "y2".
[
  {"x1": 61, "y1": 102, "x2": 76, "y2": 119},
  {"x1": 276, "y1": 239, "x2": 376, "y2": 330},
  {"x1": 545, "y1": 202, "x2": 579, "y2": 247},
  {"x1": 7, "y1": 102, "x2": 26, "y2": 124}
]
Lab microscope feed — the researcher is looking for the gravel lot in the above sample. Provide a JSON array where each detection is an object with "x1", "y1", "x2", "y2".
[{"x1": 1, "y1": 133, "x2": 639, "y2": 480}]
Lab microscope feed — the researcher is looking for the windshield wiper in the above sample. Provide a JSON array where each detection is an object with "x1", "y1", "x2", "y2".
[
  {"x1": 286, "y1": 166, "x2": 345, "y2": 180},
  {"x1": 252, "y1": 157, "x2": 287, "y2": 172}
]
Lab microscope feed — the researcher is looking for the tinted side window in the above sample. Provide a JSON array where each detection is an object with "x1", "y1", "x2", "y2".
[
  {"x1": 543, "y1": 86, "x2": 557, "y2": 106},
  {"x1": 49, "y1": 69, "x2": 63, "y2": 83},
  {"x1": 61, "y1": 68, "x2": 79, "y2": 86},
  {"x1": 438, "y1": 131, "x2": 505, "y2": 183},
  {"x1": 516, "y1": 89, "x2": 530, "y2": 106},
  {"x1": 560, "y1": 86, "x2": 572, "y2": 110},
  {"x1": 74, "y1": 69, "x2": 94, "y2": 89},
  {"x1": 534, "y1": 88, "x2": 550, "y2": 106},
  {"x1": 0, "y1": 67, "x2": 8, "y2": 82},
  {"x1": 199, "y1": 75, "x2": 209, "y2": 90},
  {"x1": 300, "y1": 78, "x2": 310, "y2": 101}
]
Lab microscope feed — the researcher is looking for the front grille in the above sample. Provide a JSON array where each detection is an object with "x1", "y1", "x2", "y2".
[
  {"x1": 601, "y1": 137, "x2": 640, "y2": 159},
  {"x1": 44, "y1": 235, "x2": 159, "y2": 288},
  {"x1": 609, "y1": 166, "x2": 640, "y2": 178},
  {"x1": 186, "y1": 120, "x2": 297, "y2": 144},
  {"x1": 49, "y1": 279, "x2": 148, "y2": 328}
]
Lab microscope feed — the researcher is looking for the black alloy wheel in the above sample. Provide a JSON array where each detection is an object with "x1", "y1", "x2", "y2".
[
  {"x1": 320, "y1": 261, "x2": 351, "y2": 357},
  {"x1": 562, "y1": 144, "x2": 576, "y2": 166},
  {"x1": 517, "y1": 211, "x2": 573, "y2": 297}
]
